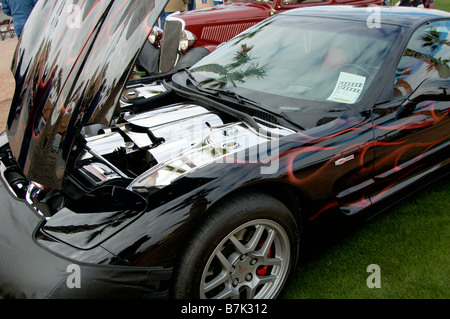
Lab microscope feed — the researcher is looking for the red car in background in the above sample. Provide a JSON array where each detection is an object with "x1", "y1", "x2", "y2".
[{"x1": 137, "y1": 0, "x2": 383, "y2": 75}]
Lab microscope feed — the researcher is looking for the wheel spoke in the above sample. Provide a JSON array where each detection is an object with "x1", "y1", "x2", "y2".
[
  {"x1": 202, "y1": 250, "x2": 233, "y2": 296},
  {"x1": 255, "y1": 228, "x2": 275, "y2": 257},
  {"x1": 204, "y1": 269, "x2": 229, "y2": 293},
  {"x1": 257, "y1": 274, "x2": 277, "y2": 285},
  {"x1": 230, "y1": 225, "x2": 266, "y2": 255},
  {"x1": 216, "y1": 250, "x2": 232, "y2": 272},
  {"x1": 230, "y1": 235, "x2": 249, "y2": 255},
  {"x1": 246, "y1": 225, "x2": 266, "y2": 251},
  {"x1": 244, "y1": 285, "x2": 257, "y2": 299},
  {"x1": 214, "y1": 286, "x2": 240, "y2": 299},
  {"x1": 244, "y1": 274, "x2": 277, "y2": 299},
  {"x1": 264, "y1": 257, "x2": 282, "y2": 266}
]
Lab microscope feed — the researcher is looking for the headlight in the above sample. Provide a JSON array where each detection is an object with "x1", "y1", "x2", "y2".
[
  {"x1": 148, "y1": 26, "x2": 163, "y2": 46},
  {"x1": 179, "y1": 30, "x2": 196, "y2": 52}
]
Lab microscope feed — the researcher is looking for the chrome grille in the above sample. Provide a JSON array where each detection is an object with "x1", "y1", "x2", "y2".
[
  {"x1": 201, "y1": 22, "x2": 257, "y2": 44},
  {"x1": 159, "y1": 19, "x2": 183, "y2": 74}
]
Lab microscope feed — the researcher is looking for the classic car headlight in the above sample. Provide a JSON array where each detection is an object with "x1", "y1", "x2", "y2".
[
  {"x1": 148, "y1": 26, "x2": 163, "y2": 46},
  {"x1": 179, "y1": 30, "x2": 196, "y2": 52}
]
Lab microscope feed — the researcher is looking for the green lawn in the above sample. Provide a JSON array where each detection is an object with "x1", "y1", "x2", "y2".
[
  {"x1": 435, "y1": 0, "x2": 450, "y2": 12},
  {"x1": 283, "y1": 178, "x2": 449, "y2": 299}
]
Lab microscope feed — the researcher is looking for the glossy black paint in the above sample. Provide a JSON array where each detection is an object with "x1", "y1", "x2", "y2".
[
  {"x1": 0, "y1": 7, "x2": 449, "y2": 298},
  {"x1": 96, "y1": 9, "x2": 450, "y2": 270},
  {"x1": 6, "y1": 0, "x2": 167, "y2": 190},
  {"x1": 0, "y1": 178, "x2": 172, "y2": 298}
]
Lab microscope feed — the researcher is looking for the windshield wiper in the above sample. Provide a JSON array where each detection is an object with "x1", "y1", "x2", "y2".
[
  {"x1": 213, "y1": 88, "x2": 262, "y2": 109},
  {"x1": 181, "y1": 69, "x2": 301, "y2": 130},
  {"x1": 184, "y1": 69, "x2": 216, "y2": 94},
  {"x1": 184, "y1": 70, "x2": 261, "y2": 108}
]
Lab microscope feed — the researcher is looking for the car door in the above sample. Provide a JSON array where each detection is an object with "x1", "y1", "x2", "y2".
[{"x1": 370, "y1": 20, "x2": 450, "y2": 206}]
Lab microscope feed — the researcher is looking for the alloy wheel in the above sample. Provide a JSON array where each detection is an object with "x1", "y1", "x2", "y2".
[{"x1": 200, "y1": 219, "x2": 291, "y2": 299}]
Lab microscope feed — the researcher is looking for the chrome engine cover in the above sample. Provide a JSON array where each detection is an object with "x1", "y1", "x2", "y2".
[{"x1": 81, "y1": 103, "x2": 293, "y2": 187}]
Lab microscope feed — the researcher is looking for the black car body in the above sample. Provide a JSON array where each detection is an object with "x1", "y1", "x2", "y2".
[{"x1": 0, "y1": 2, "x2": 449, "y2": 299}]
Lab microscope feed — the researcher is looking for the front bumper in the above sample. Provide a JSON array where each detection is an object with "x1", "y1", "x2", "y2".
[{"x1": 0, "y1": 168, "x2": 171, "y2": 299}]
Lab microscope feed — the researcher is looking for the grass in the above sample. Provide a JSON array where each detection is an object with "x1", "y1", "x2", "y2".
[
  {"x1": 282, "y1": 178, "x2": 449, "y2": 299},
  {"x1": 435, "y1": 0, "x2": 450, "y2": 12}
]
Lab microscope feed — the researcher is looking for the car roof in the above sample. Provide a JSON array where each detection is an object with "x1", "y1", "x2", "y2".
[{"x1": 282, "y1": 6, "x2": 450, "y2": 28}]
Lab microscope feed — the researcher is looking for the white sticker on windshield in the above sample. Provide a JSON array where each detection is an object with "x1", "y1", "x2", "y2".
[{"x1": 327, "y1": 72, "x2": 366, "y2": 104}]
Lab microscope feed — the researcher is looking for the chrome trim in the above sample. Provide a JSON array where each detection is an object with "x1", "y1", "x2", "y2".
[
  {"x1": 83, "y1": 104, "x2": 224, "y2": 161},
  {"x1": 165, "y1": 14, "x2": 186, "y2": 33},
  {"x1": 0, "y1": 160, "x2": 49, "y2": 219},
  {"x1": 79, "y1": 162, "x2": 122, "y2": 184},
  {"x1": 252, "y1": 117, "x2": 296, "y2": 137},
  {"x1": 87, "y1": 148, "x2": 130, "y2": 180},
  {"x1": 128, "y1": 119, "x2": 290, "y2": 188},
  {"x1": 200, "y1": 22, "x2": 256, "y2": 44},
  {"x1": 159, "y1": 15, "x2": 185, "y2": 73},
  {"x1": 80, "y1": 102, "x2": 293, "y2": 190}
]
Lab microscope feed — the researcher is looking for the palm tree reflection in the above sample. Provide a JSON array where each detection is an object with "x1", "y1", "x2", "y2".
[
  {"x1": 191, "y1": 43, "x2": 268, "y2": 89},
  {"x1": 399, "y1": 26, "x2": 450, "y2": 81}
]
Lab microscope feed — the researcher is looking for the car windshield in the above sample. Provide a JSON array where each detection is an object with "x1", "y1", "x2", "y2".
[{"x1": 189, "y1": 15, "x2": 402, "y2": 123}]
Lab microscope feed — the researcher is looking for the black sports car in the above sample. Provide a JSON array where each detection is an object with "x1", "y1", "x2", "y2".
[{"x1": 0, "y1": 1, "x2": 449, "y2": 299}]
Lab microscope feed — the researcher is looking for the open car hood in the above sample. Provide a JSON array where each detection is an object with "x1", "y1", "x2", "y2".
[{"x1": 5, "y1": 0, "x2": 167, "y2": 190}]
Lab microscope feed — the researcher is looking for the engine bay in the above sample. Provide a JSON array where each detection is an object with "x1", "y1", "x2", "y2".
[{"x1": 0, "y1": 81, "x2": 293, "y2": 218}]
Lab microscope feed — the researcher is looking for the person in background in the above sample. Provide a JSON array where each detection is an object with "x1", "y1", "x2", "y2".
[
  {"x1": 188, "y1": 0, "x2": 196, "y2": 11},
  {"x1": 423, "y1": 0, "x2": 434, "y2": 8},
  {"x1": 398, "y1": 0, "x2": 434, "y2": 7},
  {"x1": 1, "y1": 0, "x2": 38, "y2": 37},
  {"x1": 399, "y1": 0, "x2": 420, "y2": 5},
  {"x1": 160, "y1": 0, "x2": 187, "y2": 29}
]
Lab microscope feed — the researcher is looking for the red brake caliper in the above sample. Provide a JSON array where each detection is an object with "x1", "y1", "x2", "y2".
[{"x1": 256, "y1": 242, "x2": 271, "y2": 276}]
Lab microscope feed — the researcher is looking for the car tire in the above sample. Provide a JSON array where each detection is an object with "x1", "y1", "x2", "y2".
[{"x1": 171, "y1": 191, "x2": 300, "y2": 299}]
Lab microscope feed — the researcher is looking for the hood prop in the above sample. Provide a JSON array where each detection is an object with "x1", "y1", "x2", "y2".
[{"x1": 124, "y1": 122, "x2": 166, "y2": 148}]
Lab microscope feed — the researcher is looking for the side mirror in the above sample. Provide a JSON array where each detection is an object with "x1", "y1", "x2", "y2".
[
  {"x1": 66, "y1": 185, "x2": 148, "y2": 214},
  {"x1": 397, "y1": 78, "x2": 450, "y2": 118}
]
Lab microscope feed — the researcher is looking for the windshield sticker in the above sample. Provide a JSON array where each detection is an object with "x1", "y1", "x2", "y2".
[{"x1": 327, "y1": 72, "x2": 366, "y2": 104}]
